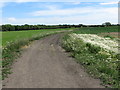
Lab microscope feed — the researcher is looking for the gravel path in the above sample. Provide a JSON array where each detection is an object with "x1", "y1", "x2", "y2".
[{"x1": 3, "y1": 33, "x2": 104, "y2": 88}]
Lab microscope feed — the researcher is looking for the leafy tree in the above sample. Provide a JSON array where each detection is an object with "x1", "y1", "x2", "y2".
[
  {"x1": 102, "y1": 22, "x2": 111, "y2": 26},
  {"x1": 2, "y1": 24, "x2": 15, "y2": 31}
]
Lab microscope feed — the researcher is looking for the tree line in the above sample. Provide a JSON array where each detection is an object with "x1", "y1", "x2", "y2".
[
  {"x1": 1, "y1": 22, "x2": 118, "y2": 31},
  {"x1": 1, "y1": 24, "x2": 85, "y2": 31}
]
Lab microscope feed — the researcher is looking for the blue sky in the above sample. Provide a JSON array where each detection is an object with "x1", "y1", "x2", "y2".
[{"x1": 1, "y1": 1, "x2": 118, "y2": 25}]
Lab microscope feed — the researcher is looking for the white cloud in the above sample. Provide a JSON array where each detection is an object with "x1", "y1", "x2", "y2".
[
  {"x1": 30, "y1": 7, "x2": 93, "y2": 16},
  {"x1": 0, "y1": 2, "x2": 5, "y2": 8},
  {"x1": 7, "y1": 17, "x2": 16, "y2": 22},
  {"x1": 1, "y1": 1, "x2": 118, "y2": 25},
  {"x1": 3, "y1": 7, "x2": 118, "y2": 25},
  {"x1": 45, "y1": 5, "x2": 60, "y2": 10},
  {"x1": 0, "y1": 0, "x2": 39, "y2": 2},
  {"x1": 14, "y1": 0, "x2": 40, "y2": 3},
  {"x1": 100, "y1": 2, "x2": 118, "y2": 5},
  {"x1": 72, "y1": 2, "x2": 81, "y2": 5},
  {"x1": 30, "y1": 7, "x2": 118, "y2": 17}
]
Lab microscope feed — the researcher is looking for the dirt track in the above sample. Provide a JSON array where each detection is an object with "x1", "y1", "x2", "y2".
[{"x1": 3, "y1": 33, "x2": 104, "y2": 88}]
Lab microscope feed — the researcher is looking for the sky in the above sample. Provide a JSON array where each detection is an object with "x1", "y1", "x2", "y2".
[{"x1": 0, "y1": 0, "x2": 119, "y2": 25}]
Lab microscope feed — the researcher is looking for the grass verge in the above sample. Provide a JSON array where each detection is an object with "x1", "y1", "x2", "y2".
[{"x1": 61, "y1": 34, "x2": 120, "y2": 88}]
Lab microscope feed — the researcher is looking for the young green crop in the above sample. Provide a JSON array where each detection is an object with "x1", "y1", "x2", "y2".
[
  {"x1": 2, "y1": 28, "x2": 73, "y2": 46},
  {"x1": 73, "y1": 26, "x2": 118, "y2": 34}
]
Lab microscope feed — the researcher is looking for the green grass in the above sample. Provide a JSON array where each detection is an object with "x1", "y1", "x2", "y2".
[
  {"x1": 2, "y1": 28, "x2": 73, "y2": 46},
  {"x1": 73, "y1": 26, "x2": 118, "y2": 34}
]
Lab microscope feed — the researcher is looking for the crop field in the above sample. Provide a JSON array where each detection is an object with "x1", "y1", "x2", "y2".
[
  {"x1": 2, "y1": 28, "x2": 72, "y2": 47},
  {"x1": 73, "y1": 26, "x2": 118, "y2": 34},
  {"x1": 98, "y1": 32, "x2": 119, "y2": 38},
  {"x1": 62, "y1": 26, "x2": 119, "y2": 88}
]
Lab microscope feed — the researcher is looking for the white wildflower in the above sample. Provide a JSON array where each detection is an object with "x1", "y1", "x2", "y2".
[{"x1": 69, "y1": 33, "x2": 118, "y2": 54}]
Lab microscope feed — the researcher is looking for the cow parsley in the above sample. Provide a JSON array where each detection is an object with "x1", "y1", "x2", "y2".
[{"x1": 70, "y1": 34, "x2": 119, "y2": 53}]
